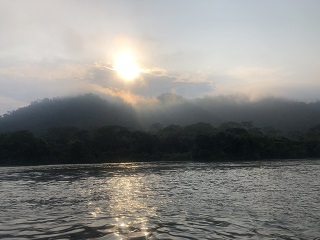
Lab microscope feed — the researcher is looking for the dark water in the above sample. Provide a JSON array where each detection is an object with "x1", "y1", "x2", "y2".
[{"x1": 0, "y1": 160, "x2": 319, "y2": 240}]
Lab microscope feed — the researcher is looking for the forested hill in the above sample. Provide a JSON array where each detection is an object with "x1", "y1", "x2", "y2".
[
  {"x1": 0, "y1": 94, "x2": 139, "y2": 133},
  {"x1": 1, "y1": 93, "x2": 320, "y2": 133}
]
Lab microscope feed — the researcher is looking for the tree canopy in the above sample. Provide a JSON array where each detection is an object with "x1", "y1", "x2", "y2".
[{"x1": 1, "y1": 122, "x2": 319, "y2": 166}]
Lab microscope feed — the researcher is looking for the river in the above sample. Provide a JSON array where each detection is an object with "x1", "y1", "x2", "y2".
[{"x1": 0, "y1": 160, "x2": 319, "y2": 239}]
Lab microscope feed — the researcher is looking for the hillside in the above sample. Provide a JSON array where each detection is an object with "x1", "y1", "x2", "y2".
[
  {"x1": 0, "y1": 94, "x2": 138, "y2": 133},
  {"x1": 1, "y1": 93, "x2": 320, "y2": 133}
]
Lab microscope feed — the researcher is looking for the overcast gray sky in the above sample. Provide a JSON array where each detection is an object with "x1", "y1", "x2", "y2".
[{"x1": 1, "y1": 0, "x2": 320, "y2": 114}]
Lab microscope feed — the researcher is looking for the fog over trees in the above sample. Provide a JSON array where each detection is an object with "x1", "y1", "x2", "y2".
[
  {"x1": 0, "y1": 93, "x2": 320, "y2": 133},
  {"x1": 0, "y1": 93, "x2": 320, "y2": 165}
]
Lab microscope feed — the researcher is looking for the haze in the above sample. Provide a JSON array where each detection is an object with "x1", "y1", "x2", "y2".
[{"x1": 1, "y1": 0, "x2": 320, "y2": 115}]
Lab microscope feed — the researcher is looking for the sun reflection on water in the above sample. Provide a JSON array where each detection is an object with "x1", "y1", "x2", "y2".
[
  {"x1": 86, "y1": 165, "x2": 156, "y2": 239},
  {"x1": 108, "y1": 176, "x2": 154, "y2": 238}
]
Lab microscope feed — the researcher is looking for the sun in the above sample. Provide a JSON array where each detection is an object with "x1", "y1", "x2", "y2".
[{"x1": 113, "y1": 52, "x2": 140, "y2": 81}]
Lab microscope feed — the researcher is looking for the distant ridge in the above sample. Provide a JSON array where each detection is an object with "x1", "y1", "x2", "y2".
[
  {"x1": 1, "y1": 93, "x2": 320, "y2": 133},
  {"x1": 0, "y1": 94, "x2": 138, "y2": 133}
]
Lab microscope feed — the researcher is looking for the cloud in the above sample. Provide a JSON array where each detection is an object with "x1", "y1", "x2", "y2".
[
  {"x1": 87, "y1": 62, "x2": 215, "y2": 104},
  {"x1": 3, "y1": 52, "x2": 319, "y2": 116},
  {"x1": 0, "y1": 58, "x2": 216, "y2": 115},
  {"x1": 0, "y1": 96, "x2": 27, "y2": 114},
  {"x1": 212, "y1": 66, "x2": 293, "y2": 99},
  {"x1": 90, "y1": 84, "x2": 159, "y2": 106},
  {"x1": 84, "y1": 61, "x2": 215, "y2": 99},
  {"x1": 2, "y1": 58, "x2": 319, "y2": 116},
  {"x1": 0, "y1": 62, "x2": 94, "y2": 116},
  {"x1": 0, "y1": 0, "x2": 319, "y2": 114}
]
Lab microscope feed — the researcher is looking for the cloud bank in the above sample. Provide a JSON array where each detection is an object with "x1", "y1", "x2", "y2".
[
  {"x1": 1, "y1": 0, "x2": 320, "y2": 114},
  {"x1": 1, "y1": 59, "x2": 320, "y2": 115}
]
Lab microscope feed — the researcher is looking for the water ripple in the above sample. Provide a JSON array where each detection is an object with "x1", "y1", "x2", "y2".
[{"x1": 1, "y1": 160, "x2": 320, "y2": 239}]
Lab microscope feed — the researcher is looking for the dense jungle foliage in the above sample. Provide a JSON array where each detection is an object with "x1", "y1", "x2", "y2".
[
  {"x1": 1, "y1": 94, "x2": 320, "y2": 133},
  {"x1": 1, "y1": 122, "x2": 319, "y2": 166}
]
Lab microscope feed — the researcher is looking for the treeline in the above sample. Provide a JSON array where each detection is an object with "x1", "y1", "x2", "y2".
[
  {"x1": 1, "y1": 122, "x2": 320, "y2": 166},
  {"x1": 0, "y1": 94, "x2": 138, "y2": 133},
  {"x1": 2, "y1": 93, "x2": 320, "y2": 134}
]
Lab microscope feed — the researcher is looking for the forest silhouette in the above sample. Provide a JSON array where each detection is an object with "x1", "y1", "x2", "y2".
[
  {"x1": 1, "y1": 122, "x2": 320, "y2": 166},
  {"x1": 0, "y1": 94, "x2": 320, "y2": 166}
]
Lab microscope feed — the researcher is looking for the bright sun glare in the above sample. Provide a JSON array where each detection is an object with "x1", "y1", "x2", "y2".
[{"x1": 113, "y1": 52, "x2": 140, "y2": 81}]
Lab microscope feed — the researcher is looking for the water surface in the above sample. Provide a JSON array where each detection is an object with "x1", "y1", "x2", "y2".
[{"x1": 0, "y1": 160, "x2": 319, "y2": 239}]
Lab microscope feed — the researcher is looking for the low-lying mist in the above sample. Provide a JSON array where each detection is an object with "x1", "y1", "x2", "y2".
[{"x1": 0, "y1": 93, "x2": 319, "y2": 134}]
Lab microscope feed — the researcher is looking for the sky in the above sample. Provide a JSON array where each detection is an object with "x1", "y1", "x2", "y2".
[{"x1": 1, "y1": 0, "x2": 320, "y2": 115}]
